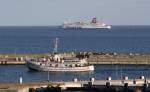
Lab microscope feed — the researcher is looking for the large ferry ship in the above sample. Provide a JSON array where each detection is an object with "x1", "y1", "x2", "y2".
[{"x1": 62, "y1": 18, "x2": 111, "y2": 29}]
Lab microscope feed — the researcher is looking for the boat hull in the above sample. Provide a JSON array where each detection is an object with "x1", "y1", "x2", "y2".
[
  {"x1": 26, "y1": 61, "x2": 94, "y2": 72},
  {"x1": 62, "y1": 25, "x2": 111, "y2": 29}
]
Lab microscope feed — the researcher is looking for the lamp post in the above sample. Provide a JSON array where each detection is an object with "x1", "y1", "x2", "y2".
[{"x1": 47, "y1": 68, "x2": 50, "y2": 82}]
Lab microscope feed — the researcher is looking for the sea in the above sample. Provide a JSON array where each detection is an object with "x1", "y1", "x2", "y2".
[{"x1": 0, "y1": 26, "x2": 150, "y2": 83}]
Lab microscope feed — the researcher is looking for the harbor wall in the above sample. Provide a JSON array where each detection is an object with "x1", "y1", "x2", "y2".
[
  {"x1": 0, "y1": 53, "x2": 150, "y2": 65},
  {"x1": 87, "y1": 54, "x2": 150, "y2": 65},
  {"x1": 0, "y1": 77, "x2": 150, "y2": 92}
]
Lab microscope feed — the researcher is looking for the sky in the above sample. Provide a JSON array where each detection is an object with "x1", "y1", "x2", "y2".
[{"x1": 0, "y1": 0, "x2": 149, "y2": 26}]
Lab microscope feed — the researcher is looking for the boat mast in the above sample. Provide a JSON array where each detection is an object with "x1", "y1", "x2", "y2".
[{"x1": 53, "y1": 38, "x2": 59, "y2": 54}]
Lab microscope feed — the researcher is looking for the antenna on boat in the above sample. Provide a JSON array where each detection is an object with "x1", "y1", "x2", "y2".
[{"x1": 53, "y1": 38, "x2": 59, "y2": 54}]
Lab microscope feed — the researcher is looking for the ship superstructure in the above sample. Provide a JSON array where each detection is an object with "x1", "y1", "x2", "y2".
[{"x1": 62, "y1": 18, "x2": 111, "y2": 29}]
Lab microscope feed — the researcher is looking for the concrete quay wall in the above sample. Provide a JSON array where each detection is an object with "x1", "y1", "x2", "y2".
[
  {"x1": 0, "y1": 77, "x2": 150, "y2": 92},
  {"x1": 0, "y1": 82, "x2": 63, "y2": 92},
  {"x1": 87, "y1": 54, "x2": 150, "y2": 65}
]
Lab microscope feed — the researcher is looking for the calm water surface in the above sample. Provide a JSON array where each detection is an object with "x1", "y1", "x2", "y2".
[
  {"x1": 0, "y1": 26, "x2": 150, "y2": 83},
  {"x1": 0, "y1": 26, "x2": 150, "y2": 53},
  {"x1": 0, "y1": 65, "x2": 150, "y2": 83}
]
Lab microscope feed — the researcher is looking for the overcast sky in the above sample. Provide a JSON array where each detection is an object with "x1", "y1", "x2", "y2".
[{"x1": 0, "y1": 0, "x2": 149, "y2": 26}]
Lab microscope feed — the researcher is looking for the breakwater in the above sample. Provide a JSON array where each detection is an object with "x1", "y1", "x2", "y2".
[
  {"x1": 88, "y1": 54, "x2": 150, "y2": 65},
  {"x1": 0, "y1": 52, "x2": 150, "y2": 65},
  {"x1": 0, "y1": 54, "x2": 44, "y2": 65}
]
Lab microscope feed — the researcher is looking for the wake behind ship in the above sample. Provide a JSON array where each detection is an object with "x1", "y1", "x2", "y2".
[{"x1": 62, "y1": 18, "x2": 111, "y2": 29}]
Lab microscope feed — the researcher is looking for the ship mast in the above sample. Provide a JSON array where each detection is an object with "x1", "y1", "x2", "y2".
[{"x1": 53, "y1": 38, "x2": 59, "y2": 54}]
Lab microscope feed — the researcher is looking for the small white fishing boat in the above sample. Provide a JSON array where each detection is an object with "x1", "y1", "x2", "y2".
[
  {"x1": 26, "y1": 54, "x2": 94, "y2": 72},
  {"x1": 26, "y1": 38, "x2": 94, "y2": 72}
]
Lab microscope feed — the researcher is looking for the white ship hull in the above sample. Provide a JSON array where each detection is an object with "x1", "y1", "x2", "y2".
[
  {"x1": 26, "y1": 61, "x2": 94, "y2": 72},
  {"x1": 82, "y1": 25, "x2": 111, "y2": 29},
  {"x1": 63, "y1": 25, "x2": 111, "y2": 29},
  {"x1": 62, "y1": 18, "x2": 111, "y2": 29}
]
